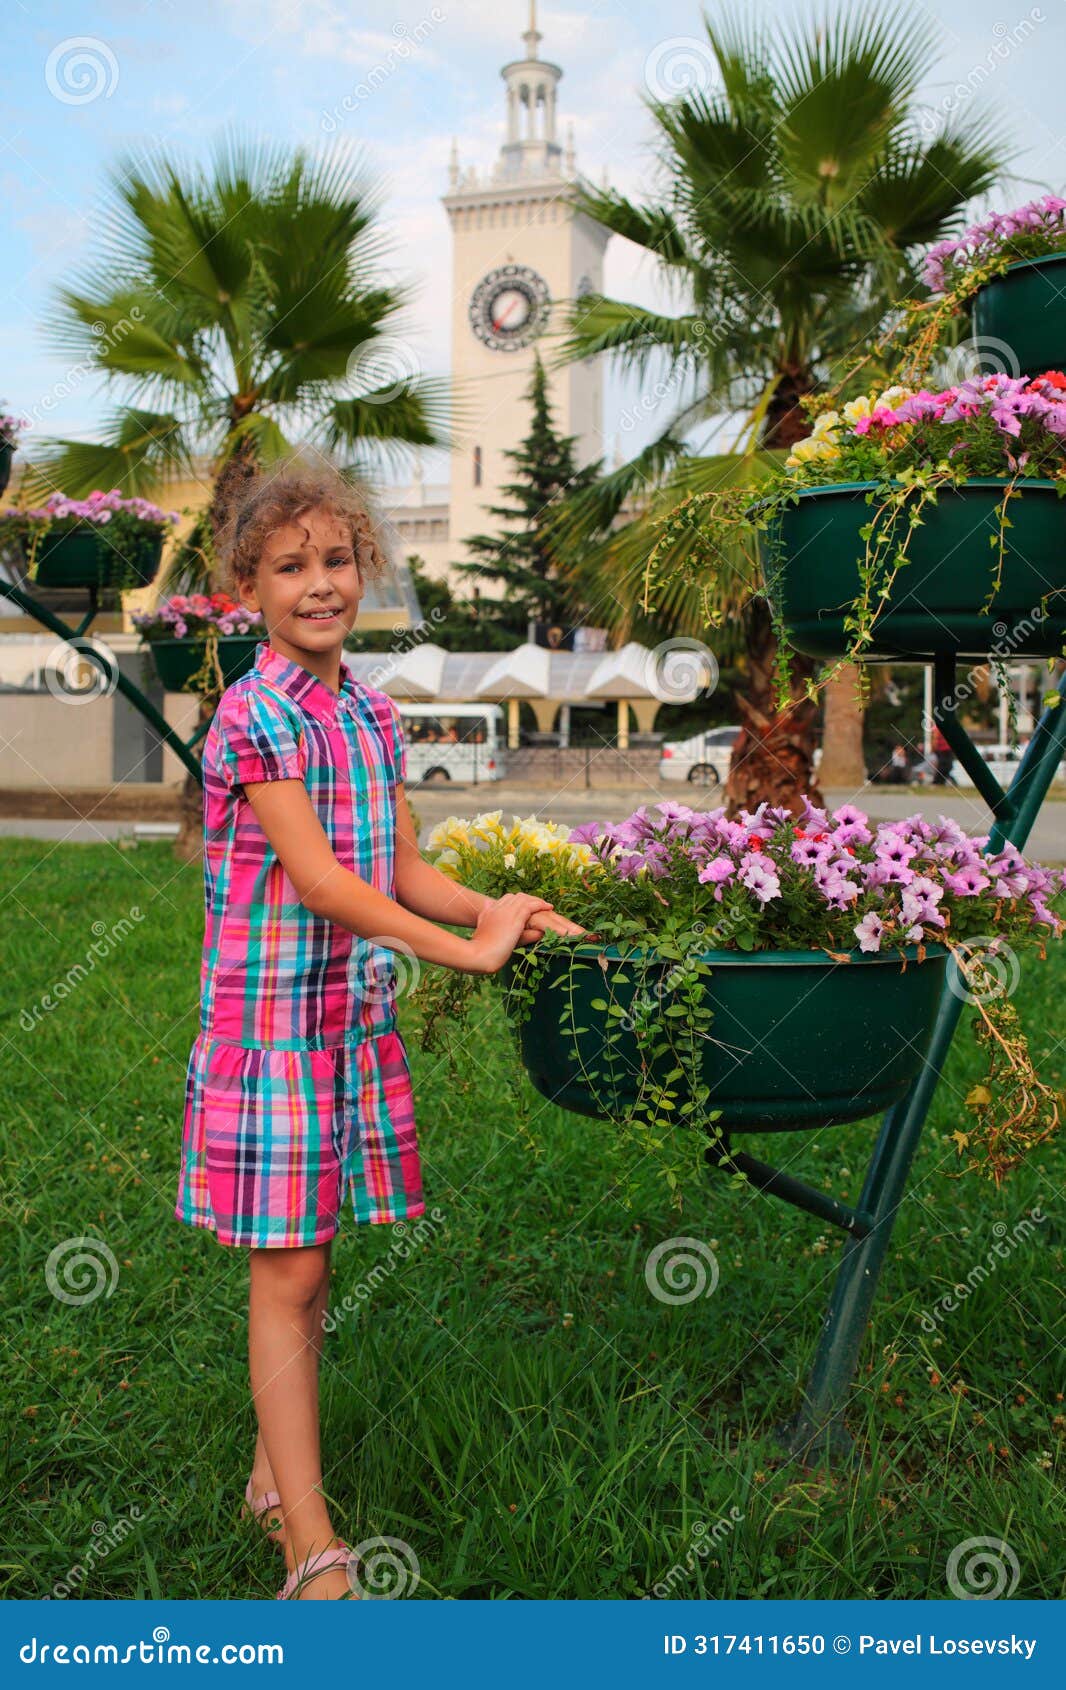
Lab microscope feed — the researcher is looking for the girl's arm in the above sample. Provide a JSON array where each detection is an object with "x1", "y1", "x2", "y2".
[
  {"x1": 393, "y1": 786, "x2": 587, "y2": 942},
  {"x1": 393, "y1": 786, "x2": 494, "y2": 926},
  {"x1": 243, "y1": 778, "x2": 554, "y2": 974}
]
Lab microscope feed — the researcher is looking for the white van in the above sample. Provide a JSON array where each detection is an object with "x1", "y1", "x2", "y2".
[{"x1": 396, "y1": 703, "x2": 505, "y2": 785}]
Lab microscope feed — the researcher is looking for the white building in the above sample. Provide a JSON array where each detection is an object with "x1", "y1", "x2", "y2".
[{"x1": 382, "y1": 3, "x2": 608, "y2": 588}]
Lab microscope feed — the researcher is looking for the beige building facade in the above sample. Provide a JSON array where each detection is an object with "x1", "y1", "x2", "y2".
[{"x1": 385, "y1": 3, "x2": 608, "y2": 585}]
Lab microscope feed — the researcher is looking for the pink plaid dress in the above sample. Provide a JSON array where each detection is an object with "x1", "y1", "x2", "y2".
[{"x1": 175, "y1": 638, "x2": 426, "y2": 1247}]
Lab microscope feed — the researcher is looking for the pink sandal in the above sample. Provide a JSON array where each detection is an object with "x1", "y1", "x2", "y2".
[
  {"x1": 241, "y1": 1477, "x2": 286, "y2": 1553},
  {"x1": 275, "y1": 1540, "x2": 356, "y2": 1600}
]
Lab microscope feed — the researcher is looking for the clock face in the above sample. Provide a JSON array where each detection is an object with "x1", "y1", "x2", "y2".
[{"x1": 469, "y1": 264, "x2": 550, "y2": 352}]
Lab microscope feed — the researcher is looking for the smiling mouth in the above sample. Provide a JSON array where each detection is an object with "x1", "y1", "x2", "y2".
[{"x1": 297, "y1": 608, "x2": 343, "y2": 621}]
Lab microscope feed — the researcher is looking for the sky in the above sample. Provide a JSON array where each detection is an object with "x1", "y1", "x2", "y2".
[{"x1": 4, "y1": 0, "x2": 1066, "y2": 488}]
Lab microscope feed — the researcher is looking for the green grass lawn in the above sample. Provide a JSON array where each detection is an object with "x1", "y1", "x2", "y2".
[{"x1": 2, "y1": 838, "x2": 1062, "y2": 1600}]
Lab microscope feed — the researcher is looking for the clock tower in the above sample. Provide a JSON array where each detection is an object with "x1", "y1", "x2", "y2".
[{"x1": 442, "y1": 2, "x2": 608, "y2": 567}]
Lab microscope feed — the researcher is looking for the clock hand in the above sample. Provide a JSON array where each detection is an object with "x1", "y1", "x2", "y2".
[{"x1": 492, "y1": 296, "x2": 523, "y2": 331}]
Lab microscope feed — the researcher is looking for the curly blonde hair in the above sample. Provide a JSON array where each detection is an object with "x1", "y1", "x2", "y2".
[{"x1": 217, "y1": 460, "x2": 390, "y2": 593}]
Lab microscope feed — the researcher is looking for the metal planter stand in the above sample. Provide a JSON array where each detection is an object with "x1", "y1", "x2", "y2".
[
  {"x1": 763, "y1": 656, "x2": 1066, "y2": 1462},
  {"x1": 0, "y1": 576, "x2": 209, "y2": 784}
]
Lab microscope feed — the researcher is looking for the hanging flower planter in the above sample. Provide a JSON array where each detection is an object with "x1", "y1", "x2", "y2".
[
  {"x1": 31, "y1": 526, "x2": 165, "y2": 590},
  {"x1": 972, "y1": 252, "x2": 1066, "y2": 378},
  {"x1": 417, "y1": 802, "x2": 1065, "y2": 1197},
  {"x1": 767, "y1": 477, "x2": 1066, "y2": 661},
  {"x1": 506, "y1": 942, "x2": 948, "y2": 1132},
  {"x1": 148, "y1": 634, "x2": 260, "y2": 693},
  {"x1": 650, "y1": 370, "x2": 1066, "y2": 680},
  {"x1": 132, "y1": 595, "x2": 264, "y2": 695},
  {"x1": 0, "y1": 413, "x2": 28, "y2": 500},
  {"x1": 0, "y1": 491, "x2": 178, "y2": 592}
]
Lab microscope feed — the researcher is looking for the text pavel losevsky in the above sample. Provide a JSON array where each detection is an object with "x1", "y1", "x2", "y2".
[{"x1": 858, "y1": 1636, "x2": 1035, "y2": 1658}]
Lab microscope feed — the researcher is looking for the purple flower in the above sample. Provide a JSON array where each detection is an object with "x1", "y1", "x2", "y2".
[
  {"x1": 738, "y1": 854, "x2": 781, "y2": 904},
  {"x1": 943, "y1": 866, "x2": 990, "y2": 896},
  {"x1": 854, "y1": 912, "x2": 885, "y2": 953},
  {"x1": 697, "y1": 854, "x2": 736, "y2": 886}
]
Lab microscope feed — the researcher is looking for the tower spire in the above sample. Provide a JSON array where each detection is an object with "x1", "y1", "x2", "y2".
[
  {"x1": 523, "y1": 0, "x2": 542, "y2": 61},
  {"x1": 498, "y1": 1, "x2": 563, "y2": 180}
]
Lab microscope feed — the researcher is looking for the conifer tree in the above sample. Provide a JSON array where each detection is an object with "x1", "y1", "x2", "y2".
[{"x1": 455, "y1": 352, "x2": 601, "y2": 637}]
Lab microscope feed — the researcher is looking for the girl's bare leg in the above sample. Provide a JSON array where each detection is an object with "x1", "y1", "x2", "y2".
[
  {"x1": 248, "y1": 1241, "x2": 350, "y2": 1598},
  {"x1": 249, "y1": 1265, "x2": 333, "y2": 1550}
]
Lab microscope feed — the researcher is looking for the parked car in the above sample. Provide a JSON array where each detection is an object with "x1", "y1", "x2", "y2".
[
  {"x1": 394, "y1": 702, "x2": 505, "y2": 785},
  {"x1": 659, "y1": 725, "x2": 740, "y2": 786}
]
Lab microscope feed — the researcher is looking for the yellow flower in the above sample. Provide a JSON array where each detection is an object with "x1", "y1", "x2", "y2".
[
  {"x1": 811, "y1": 408, "x2": 840, "y2": 439},
  {"x1": 434, "y1": 848, "x2": 461, "y2": 877},
  {"x1": 842, "y1": 394, "x2": 874, "y2": 425},
  {"x1": 470, "y1": 809, "x2": 505, "y2": 843},
  {"x1": 786, "y1": 436, "x2": 840, "y2": 470},
  {"x1": 875, "y1": 384, "x2": 911, "y2": 411}
]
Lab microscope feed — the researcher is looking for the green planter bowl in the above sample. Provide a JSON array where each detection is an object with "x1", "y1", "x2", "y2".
[
  {"x1": 972, "y1": 251, "x2": 1066, "y2": 376},
  {"x1": 504, "y1": 943, "x2": 949, "y2": 1134},
  {"x1": 147, "y1": 634, "x2": 261, "y2": 693},
  {"x1": 30, "y1": 527, "x2": 163, "y2": 591},
  {"x1": 766, "y1": 478, "x2": 1066, "y2": 660}
]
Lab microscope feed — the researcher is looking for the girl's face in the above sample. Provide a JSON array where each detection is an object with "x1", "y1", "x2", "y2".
[{"x1": 237, "y1": 505, "x2": 364, "y2": 657}]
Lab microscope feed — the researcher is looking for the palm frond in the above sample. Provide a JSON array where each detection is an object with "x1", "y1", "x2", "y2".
[{"x1": 17, "y1": 409, "x2": 194, "y2": 502}]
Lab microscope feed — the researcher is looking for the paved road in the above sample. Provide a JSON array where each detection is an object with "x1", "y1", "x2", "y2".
[
  {"x1": 2, "y1": 780, "x2": 1063, "y2": 859},
  {"x1": 404, "y1": 777, "x2": 1066, "y2": 860}
]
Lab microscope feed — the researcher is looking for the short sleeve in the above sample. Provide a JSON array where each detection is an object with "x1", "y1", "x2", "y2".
[{"x1": 213, "y1": 684, "x2": 305, "y2": 792}]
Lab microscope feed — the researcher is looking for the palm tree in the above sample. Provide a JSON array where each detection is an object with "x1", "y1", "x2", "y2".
[
  {"x1": 27, "y1": 131, "x2": 451, "y2": 581},
  {"x1": 551, "y1": 0, "x2": 1008, "y2": 811}
]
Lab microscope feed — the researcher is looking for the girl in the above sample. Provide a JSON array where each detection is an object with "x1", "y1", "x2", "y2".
[{"x1": 175, "y1": 462, "x2": 583, "y2": 1600}]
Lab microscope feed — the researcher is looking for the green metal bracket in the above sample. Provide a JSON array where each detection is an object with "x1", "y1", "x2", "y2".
[
  {"x1": 0, "y1": 576, "x2": 207, "y2": 785},
  {"x1": 780, "y1": 660, "x2": 1066, "y2": 1464}
]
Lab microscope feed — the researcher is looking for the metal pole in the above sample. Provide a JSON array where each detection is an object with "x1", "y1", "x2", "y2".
[
  {"x1": 0, "y1": 578, "x2": 206, "y2": 784},
  {"x1": 785, "y1": 663, "x2": 1066, "y2": 1462}
]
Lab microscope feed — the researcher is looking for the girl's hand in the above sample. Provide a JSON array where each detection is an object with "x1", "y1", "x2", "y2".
[
  {"x1": 465, "y1": 893, "x2": 558, "y2": 974},
  {"x1": 517, "y1": 907, "x2": 592, "y2": 944}
]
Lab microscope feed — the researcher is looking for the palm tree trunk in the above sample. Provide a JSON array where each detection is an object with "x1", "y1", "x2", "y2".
[
  {"x1": 723, "y1": 367, "x2": 824, "y2": 815},
  {"x1": 171, "y1": 430, "x2": 260, "y2": 865},
  {"x1": 725, "y1": 597, "x2": 823, "y2": 816},
  {"x1": 818, "y1": 661, "x2": 866, "y2": 790}
]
